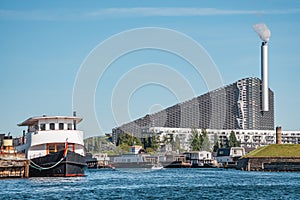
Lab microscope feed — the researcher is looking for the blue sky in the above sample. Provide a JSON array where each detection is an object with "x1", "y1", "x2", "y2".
[{"x1": 1, "y1": 1, "x2": 300, "y2": 138}]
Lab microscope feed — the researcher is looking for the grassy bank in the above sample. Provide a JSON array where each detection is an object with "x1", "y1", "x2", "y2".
[{"x1": 245, "y1": 144, "x2": 300, "y2": 157}]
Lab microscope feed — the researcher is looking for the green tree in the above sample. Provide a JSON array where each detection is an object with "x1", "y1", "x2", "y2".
[
  {"x1": 117, "y1": 133, "x2": 142, "y2": 146},
  {"x1": 141, "y1": 133, "x2": 160, "y2": 152},
  {"x1": 201, "y1": 129, "x2": 211, "y2": 152},
  {"x1": 213, "y1": 133, "x2": 220, "y2": 152},
  {"x1": 229, "y1": 131, "x2": 241, "y2": 147},
  {"x1": 116, "y1": 143, "x2": 130, "y2": 154},
  {"x1": 150, "y1": 135, "x2": 160, "y2": 151},
  {"x1": 162, "y1": 135, "x2": 169, "y2": 144},
  {"x1": 145, "y1": 147, "x2": 155, "y2": 154},
  {"x1": 173, "y1": 135, "x2": 181, "y2": 152},
  {"x1": 190, "y1": 128, "x2": 202, "y2": 151}
]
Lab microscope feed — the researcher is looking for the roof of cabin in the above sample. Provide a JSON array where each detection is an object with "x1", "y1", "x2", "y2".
[
  {"x1": 216, "y1": 148, "x2": 231, "y2": 156},
  {"x1": 18, "y1": 116, "x2": 83, "y2": 126}
]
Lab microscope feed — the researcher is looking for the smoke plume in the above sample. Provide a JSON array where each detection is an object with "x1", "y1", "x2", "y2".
[{"x1": 253, "y1": 23, "x2": 271, "y2": 42}]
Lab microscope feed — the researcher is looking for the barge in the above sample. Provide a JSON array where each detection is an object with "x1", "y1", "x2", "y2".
[{"x1": 15, "y1": 114, "x2": 86, "y2": 177}]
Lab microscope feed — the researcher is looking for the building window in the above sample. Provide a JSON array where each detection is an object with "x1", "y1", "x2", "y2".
[
  {"x1": 40, "y1": 123, "x2": 46, "y2": 131},
  {"x1": 67, "y1": 123, "x2": 72, "y2": 130},
  {"x1": 50, "y1": 123, "x2": 55, "y2": 130},
  {"x1": 59, "y1": 123, "x2": 64, "y2": 130}
]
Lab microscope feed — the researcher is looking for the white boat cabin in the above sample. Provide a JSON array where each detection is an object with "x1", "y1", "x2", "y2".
[
  {"x1": 16, "y1": 115, "x2": 85, "y2": 159},
  {"x1": 184, "y1": 151, "x2": 213, "y2": 166},
  {"x1": 215, "y1": 147, "x2": 245, "y2": 164}
]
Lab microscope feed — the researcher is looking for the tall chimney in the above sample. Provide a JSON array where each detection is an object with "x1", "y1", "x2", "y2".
[
  {"x1": 261, "y1": 41, "x2": 269, "y2": 112},
  {"x1": 276, "y1": 126, "x2": 282, "y2": 144},
  {"x1": 253, "y1": 23, "x2": 271, "y2": 112}
]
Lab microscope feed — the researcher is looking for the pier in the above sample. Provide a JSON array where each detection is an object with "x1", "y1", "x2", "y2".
[{"x1": 0, "y1": 153, "x2": 29, "y2": 178}]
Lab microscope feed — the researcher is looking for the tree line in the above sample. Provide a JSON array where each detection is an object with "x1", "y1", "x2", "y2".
[
  {"x1": 116, "y1": 129, "x2": 241, "y2": 154},
  {"x1": 189, "y1": 128, "x2": 240, "y2": 152}
]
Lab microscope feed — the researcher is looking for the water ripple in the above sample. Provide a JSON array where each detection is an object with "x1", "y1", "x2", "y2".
[{"x1": 1, "y1": 169, "x2": 300, "y2": 199}]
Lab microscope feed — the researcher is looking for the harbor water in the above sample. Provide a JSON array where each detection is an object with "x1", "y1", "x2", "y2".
[{"x1": 1, "y1": 168, "x2": 300, "y2": 199}]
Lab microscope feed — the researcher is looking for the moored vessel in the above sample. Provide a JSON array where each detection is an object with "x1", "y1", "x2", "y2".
[
  {"x1": 111, "y1": 146, "x2": 159, "y2": 169},
  {"x1": 15, "y1": 113, "x2": 86, "y2": 177}
]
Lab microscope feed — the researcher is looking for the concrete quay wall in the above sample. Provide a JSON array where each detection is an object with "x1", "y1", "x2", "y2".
[{"x1": 238, "y1": 157, "x2": 300, "y2": 172}]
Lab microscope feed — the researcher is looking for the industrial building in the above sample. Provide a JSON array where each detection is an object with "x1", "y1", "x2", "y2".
[
  {"x1": 111, "y1": 23, "x2": 294, "y2": 149},
  {"x1": 112, "y1": 77, "x2": 274, "y2": 144}
]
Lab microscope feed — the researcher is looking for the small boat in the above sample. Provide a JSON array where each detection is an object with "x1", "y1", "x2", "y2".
[
  {"x1": 15, "y1": 114, "x2": 86, "y2": 177},
  {"x1": 111, "y1": 146, "x2": 159, "y2": 169},
  {"x1": 111, "y1": 154, "x2": 155, "y2": 169},
  {"x1": 151, "y1": 163, "x2": 163, "y2": 170}
]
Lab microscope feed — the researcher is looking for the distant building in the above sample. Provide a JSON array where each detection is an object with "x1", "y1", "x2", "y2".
[
  {"x1": 112, "y1": 77, "x2": 274, "y2": 144},
  {"x1": 281, "y1": 131, "x2": 300, "y2": 144},
  {"x1": 140, "y1": 127, "x2": 278, "y2": 151}
]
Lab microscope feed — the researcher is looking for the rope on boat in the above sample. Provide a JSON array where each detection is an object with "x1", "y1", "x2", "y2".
[
  {"x1": 30, "y1": 156, "x2": 65, "y2": 171},
  {"x1": 29, "y1": 140, "x2": 69, "y2": 171}
]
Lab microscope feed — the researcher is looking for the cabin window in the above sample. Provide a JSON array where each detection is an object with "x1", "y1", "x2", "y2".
[
  {"x1": 47, "y1": 143, "x2": 65, "y2": 154},
  {"x1": 59, "y1": 123, "x2": 64, "y2": 130},
  {"x1": 50, "y1": 123, "x2": 55, "y2": 130},
  {"x1": 68, "y1": 143, "x2": 75, "y2": 152},
  {"x1": 40, "y1": 123, "x2": 46, "y2": 131},
  {"x1": 48, "y1": 144, "x2": 56, "y2": 154},
  {"x1": 56, "y1": 143, "x2": 65, "y2": 152},
  {"x1": 67, "y1": 123, "x2": 73, "y2": 130}
]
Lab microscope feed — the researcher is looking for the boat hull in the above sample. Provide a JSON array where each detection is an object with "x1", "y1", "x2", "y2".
[{"x1": 29, "y1": 150, "x2": 86, "y2": 177}]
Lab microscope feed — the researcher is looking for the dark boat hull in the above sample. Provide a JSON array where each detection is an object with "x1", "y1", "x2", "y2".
[{"x1": 29, "y1": 150, "x2": 86, "y2": 177}]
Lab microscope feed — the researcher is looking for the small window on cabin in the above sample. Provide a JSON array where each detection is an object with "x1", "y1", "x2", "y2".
[
  {"x1": 48, "y1": 144, "x2": 55, "y2": 153},
  {"x1": 67, "y1": 123, "x2": 72, "y2": 130},
  {"x1": 40, "y1": 124, "x2": 46, "y2": 131},
  {"x1": 56, "y1": 143, "x2": 65, "y2": 152},
  {"x1": 59, "y1": 123, "x2": 64, "y2": 130},
  {"x1": 68, "y1": 143, "x2": 74, "y2": 152},
  {"x1": 50, "y1": 123, "x2": 55, "y2": 130}
]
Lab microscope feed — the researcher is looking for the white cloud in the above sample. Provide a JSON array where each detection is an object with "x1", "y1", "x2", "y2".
[
  {"x1": 88, "y1": 7, "x2": 300, "y2": 17},
  {"x1": 1, "y1": 7, "x2": 300, "y2": 21}
]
